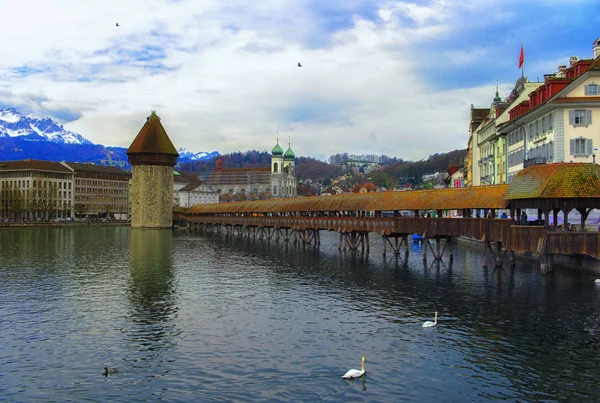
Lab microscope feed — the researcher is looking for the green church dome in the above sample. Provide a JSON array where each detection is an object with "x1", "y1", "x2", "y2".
[
  {"x1": 284, "y1": 146, "x2": 295, "y2": 159},
  {"x1": 272, "y1": 141, "x2": 284, "y2": 156}
]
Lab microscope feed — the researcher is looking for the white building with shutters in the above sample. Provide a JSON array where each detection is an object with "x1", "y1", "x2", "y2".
[{"x1": 499, "y1": 38, "x2": 600, "y2": 182}]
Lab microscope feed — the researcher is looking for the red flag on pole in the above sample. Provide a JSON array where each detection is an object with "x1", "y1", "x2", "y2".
[{"x1": 518, "y1": 43, "x2": 524, "y2": 69}]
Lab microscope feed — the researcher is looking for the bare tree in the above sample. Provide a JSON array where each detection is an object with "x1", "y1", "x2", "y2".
[{"x1": 73, "y1": 203, "x2": 87, "y2": 218}]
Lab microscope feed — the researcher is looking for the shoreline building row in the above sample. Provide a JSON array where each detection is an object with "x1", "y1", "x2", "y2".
[
  {"x1": 467, "y1": 37, "x2": 600, "y2": 186},
  {"x1": 0, "y1": 159, "x2": 130, "y2": 221},
  {"x1": 0, "y1": 158, "x2": 221, "y2": 221}
]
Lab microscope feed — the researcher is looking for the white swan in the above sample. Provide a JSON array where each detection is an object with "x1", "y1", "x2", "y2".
[
  {"x1": 595, "y1": 279, "x2": 600, "y2": 284},
  {"x1": 342, "y1": 356, "x2": 366, "y2": 379},
  {"x1": 423, "y1": 311, "x2": 438, "y2": 328}
]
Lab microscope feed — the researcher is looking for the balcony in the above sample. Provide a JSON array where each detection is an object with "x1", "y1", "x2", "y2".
[
  {"x1": 523, "y1": 157, "x2": 547, "y2": 168},
  {"x1": 477, "y1": 155, "x2": 494, "y2": 166}
]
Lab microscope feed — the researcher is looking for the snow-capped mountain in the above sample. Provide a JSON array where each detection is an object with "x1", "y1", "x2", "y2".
[
  {"x1": 0, "y1": 108, "x2": 92, "y2": 144},
  {"x1": 0, "y1": 107, "x2": 219, "y2": 168},
  {"x1": 177, "y1": 147, "x2": 219, "y2": 161}
]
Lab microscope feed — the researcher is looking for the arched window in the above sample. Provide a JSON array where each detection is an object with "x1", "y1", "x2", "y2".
[
  {"x1": 229, "y1": 189, "x2": 233, "y2": 194},
  {"x1": 273, "y1": 185, "x2": 277, "y2": 195},
  {"x1": 273, "y1": 163, "x2": 278, "y2": 173}
]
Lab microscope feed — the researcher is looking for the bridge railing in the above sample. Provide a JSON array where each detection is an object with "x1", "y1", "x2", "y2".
[
  {"x1": 184, "y1": 215, "x2": 600, "y2": 258},
  {"x1": 186, "y1": 216, "x2": 516, "y2": 240},
  {"x1": 543, "y1": 231, "x2": 600, "y2": 256}
]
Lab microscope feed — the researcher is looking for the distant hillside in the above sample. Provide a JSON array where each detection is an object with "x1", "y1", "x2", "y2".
[
  {"x1": 379, "y1": 149, "x2": 467, "y2": 187},
  {"x1": 180, "y1": 149, "x2": 466, "y2": 188}
]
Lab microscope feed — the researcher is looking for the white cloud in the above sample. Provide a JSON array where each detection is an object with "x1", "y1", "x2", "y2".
[{"x1": 0, "y1": 0, "x2": 541, "y2": 161}]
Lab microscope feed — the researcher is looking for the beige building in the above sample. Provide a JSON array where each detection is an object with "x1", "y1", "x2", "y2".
[
  {"x1": 500, "y1": 38, "x2": 600, "y2": 182},
  {"x1": 466, "y1": 107, "x2": 489, "y2": 186},
  {"x1": 64, "y1": 162, "x2": 130, "y2": 219},
  {"x1": 0, "y1": 159, "x2": 75, "y2": 221}
]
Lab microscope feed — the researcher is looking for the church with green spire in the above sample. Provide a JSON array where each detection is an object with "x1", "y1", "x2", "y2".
[
  {"x1": 206, "y1": 135, "x2": 297, "y2": 200},
  {"x1": 270, "y1": 136, "x2": 297, "y2": 198}
]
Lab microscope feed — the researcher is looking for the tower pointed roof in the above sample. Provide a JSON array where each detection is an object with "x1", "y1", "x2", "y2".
[
  {"x1": 127, "y1": 111, "x2": 179, "y2": 166},
  {"x1": 283, "y1": 145, "x2": 295, "y2": 159},
  {"x1": 493, "y1": 84, "x2": 502, "y2": 104},
  {"x1": 283, "y1": 137, "x2": 295, "y2": 159},
  {"x1": 272, "y1": 136, "x2": 284, "y2": 156}
]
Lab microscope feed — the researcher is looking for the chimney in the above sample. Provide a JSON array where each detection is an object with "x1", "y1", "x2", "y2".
[
  {"x1": 556, "y1": 65, "x2": 567, "y2": 78},
  {"x1": 569, "y1": 56, "x2": 578, "y2": 66},
  {"x1": 594, "y1": 38, "x2": 600, "y2": 59}
]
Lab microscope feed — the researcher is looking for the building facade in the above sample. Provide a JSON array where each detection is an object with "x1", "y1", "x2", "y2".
[
  {"x1": 270, "y1": 139, "x2": 297, "y2": 198},
  {"x1": 466, "y1": 106, "x2": 489, "y2": 186},
  {"x1": 500, "y1": 38, "x2": 600, "y2": 183},
  {"x1": 173, "y1": 171, "x2": 218, "y2": 207},
  {"x1": 206, "y1": 137, "x2": 297, "y2": 201},
  {"x1": 471, "y1": 79, "x2": 543, "y2": 186},
  {"x1": 0, "y1": 159, "x2": 75, "y2": 221},
  {"x1": 65, "y1": 162, "x2": 130, "y2": 219}
]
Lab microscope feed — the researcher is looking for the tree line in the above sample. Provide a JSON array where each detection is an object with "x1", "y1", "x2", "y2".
[{"x1": 0, "y1": 182, "x2": 68, "y2": 221}]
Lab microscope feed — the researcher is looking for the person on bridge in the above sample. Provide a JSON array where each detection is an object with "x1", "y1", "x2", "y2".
[{"x1": 520, "y1": 211, "x2": 528, "y2": 225}]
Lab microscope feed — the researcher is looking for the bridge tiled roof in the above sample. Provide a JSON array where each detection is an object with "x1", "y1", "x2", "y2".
[
  {"x1": 189, "y1": 185, "x2": 509, "y2": 214},
  {"x1": 503, "y1": 162, "x2": 600, "y2": 199}
]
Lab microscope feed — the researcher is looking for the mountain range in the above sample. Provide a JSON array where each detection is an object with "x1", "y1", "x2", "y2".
[{"x1": 0, "y1": 108, "x2": 218, "y2": 169}]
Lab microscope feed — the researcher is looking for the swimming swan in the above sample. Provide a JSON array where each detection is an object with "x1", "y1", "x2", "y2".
[
  {"x1": 342, "y1": 357, "x2": 366, "y2": 379},
  {"x1": 423, "y1": 311, "x2": 438, "y2": 328}
]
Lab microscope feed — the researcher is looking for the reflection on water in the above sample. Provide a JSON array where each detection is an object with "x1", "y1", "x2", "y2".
[
  {"x1": 1, "y1": 227, "x2": 600, "y2": 402},
  {"x1": 125, "y1": 229, "x2": 179, "y2": 375}
]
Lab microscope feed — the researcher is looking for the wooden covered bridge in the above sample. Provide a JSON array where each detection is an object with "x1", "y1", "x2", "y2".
[{"x1": 174, "y1": 163, "x2": 600, "y2": 272}]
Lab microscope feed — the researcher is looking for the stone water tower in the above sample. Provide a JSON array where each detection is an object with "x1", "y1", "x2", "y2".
[{"x1": 126, "y1": 111, "x2": 179, "y2": 228}]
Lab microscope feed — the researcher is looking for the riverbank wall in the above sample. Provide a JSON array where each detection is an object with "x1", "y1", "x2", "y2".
[{"x1": 0, "y1": 221, "x2": 130, "y2": 229}]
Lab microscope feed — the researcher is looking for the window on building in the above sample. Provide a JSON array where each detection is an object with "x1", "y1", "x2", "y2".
[
  {"x1": 570, "y1": 137, "x2": 592, "y2": 156},
  {"x1": 273, "y1": 185, "x2": 277, "y2": 195},
  {"x1": 273, "y1": 163, "x2": 278, "y2": 173},
  {"x1": 585, "y1": 83, "x2": 598, "y2": 95},
  {"x1": 569, "y1": 109, "x2": 592, "y2": 126}
]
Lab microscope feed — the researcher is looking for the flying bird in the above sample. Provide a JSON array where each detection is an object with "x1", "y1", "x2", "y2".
[
  {"x1": 298, "y1": 62, "x2": 302, "y2": 67},
  {"x1": 116, "y1": 23, "x2": 120, "y2": 27}
]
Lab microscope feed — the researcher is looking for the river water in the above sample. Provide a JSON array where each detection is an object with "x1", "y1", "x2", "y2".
[{"x1": 1, "y1": 226, "x2": 600, "y2": 402}]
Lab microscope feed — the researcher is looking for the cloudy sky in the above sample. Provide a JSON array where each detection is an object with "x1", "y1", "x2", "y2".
[{"x1": 0, "y1": 0, "x2": 599, "y2": 161}]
